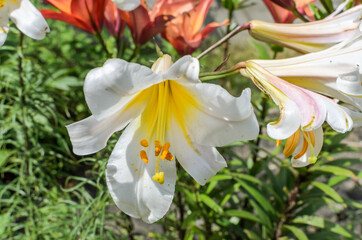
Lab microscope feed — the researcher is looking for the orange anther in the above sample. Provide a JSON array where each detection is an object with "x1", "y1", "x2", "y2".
[
  {"x1": 140, "y1": 139, "x2": 149, "y2": 147},
  {"x1": 165, "y1": 152, "x2": 174, "y2": 161},
  {"x1": 160, "y1": 142, "x2": 171, "y2": 160},
  {"x1": 155, "y1": 140, "x2": 162, "y2": 156},
  {"x1": 140, "y1": 150, "x2": 149, "y2": 163},
  {"x1": 276, "y1": 140, "x2": 282, "y2": 147}
]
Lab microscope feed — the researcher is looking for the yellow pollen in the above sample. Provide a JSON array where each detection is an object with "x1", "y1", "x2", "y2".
[
  {"x1": 165, "y1": 152, "x2": 174, "y2": 161},
  {"x1": 140, "y1": 139, "x2": 149, "y2": 147},
  {"x1": 160, "y1": 142, "x2": 171, "y2": 160},
  {"x1": 155, "y1": 140, "x2": 162, "y2": 156},
  {"x1": 276, "y1": 140, "x2": 282, "y2": 147},
  {"x1": 140, "y1": 150, "x2": 149, "y2": 163},
  {"x1": 152, "y1": 172, "x2": 165, "y2": 184}
]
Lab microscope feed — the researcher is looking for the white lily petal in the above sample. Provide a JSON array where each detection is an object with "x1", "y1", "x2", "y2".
[
  {"x1": 0, "y1": 7, "x2": 9, "y2": 46},
  {"x1": 9, "y1": 0, "x2": 49, "y2": 40},
  {"x1": 341, "y1": 106, "x2": 362, "y2": 127},
  {"x1": 66, "y1": 94, "x2": 147, "y2": 155},
  {"x1": 163, "y1": 55, "x2": 200, "y2": 83},
  {"x1": 266, "y1": 95, "x2": 302, "y2": 140},
  {"x1": 112, "y1": 0, "x2": 140, "y2": 11},
  {"x1": 321, "y1": 97, "x2": 353, "y2": 133},
  {"x1": 106, "y1": 118, "x2": 176, "y2": 223},
  {"x1": 84, "y1": 58, "x2": 162, "y2": 121},
  {"x1": 170, "y1": 117, "x2": 227, "y2": 185},
  {"x1": 336, "y1": 69, "x2": 362, "y2": 96},
  {"x1": 177, "y1": 85, "x2": 258, "y2": 146},
  {"x1": 291, "y1": 128, "x2": 323, "y2": 168}
]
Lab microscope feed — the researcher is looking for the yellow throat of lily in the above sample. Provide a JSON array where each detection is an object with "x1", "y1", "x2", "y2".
[{"x1": 123, "y1": 55, "x2": 198, "y2": 184}]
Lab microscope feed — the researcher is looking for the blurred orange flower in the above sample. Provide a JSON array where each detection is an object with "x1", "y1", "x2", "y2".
[
  {"x1": 262, "y1": 0, "x2": 315, "y2": 23},
  {"x1": 162, "y1": 0, "x2": 228, "y2": 56},
  {"x1": 41, "y1": 0, "x2": 105, "y2": 34},
  {"x1": 119, "y1": 0, "x2": 195, "y2": 45},
  {"x1": 104, "y1": 0, "x2": 126, "y2": 39}
]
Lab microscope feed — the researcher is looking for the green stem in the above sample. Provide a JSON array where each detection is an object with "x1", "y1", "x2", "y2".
[
  {"x1": 196, "y1": 22, "x2": 251, "y2": 60},
  {"x1": 128, "y1": 44, "x2": 140, "y2": 62},
  {"x1": 291, "y1": 8, "x2": 309, "y2": 22},
  {"x1": 223, "y1": 9, "x2": 234, "y2": 59},
  {"x1": 18, "y1": 33, "x2": 30, "y2": 175}
]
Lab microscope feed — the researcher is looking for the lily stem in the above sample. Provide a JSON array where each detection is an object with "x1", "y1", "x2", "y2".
[
  {"x1": 291, "y1": 8, "x2": 309, "y2": 22},
  {"x1": 196, "y1": 22, "x2": 251, "y2": 60},
  {"x1": 18, "y1": 33, "x2": 30, "y2": 175}
]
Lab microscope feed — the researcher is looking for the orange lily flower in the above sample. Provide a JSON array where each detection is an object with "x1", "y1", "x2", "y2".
[
  {"x1": 262, "y1": 0, "x2": 315, "y2": 23},
  {"x1": 41, "y1": 0, "x2": 105, "y2": 34},
  {"x1": 104, "y1": 0, "x2": 126, "y2": 39},
  {"x1": 162, "y1": 0, "x2": 229, "y2": 56},
  {"x1": 119, "y1": 0, "x2": 195, "y2": 46}
]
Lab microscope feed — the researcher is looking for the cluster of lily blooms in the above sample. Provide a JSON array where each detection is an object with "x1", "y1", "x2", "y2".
[{"x1": 1, "y1": 0, "x2": 361, "y2": 223}]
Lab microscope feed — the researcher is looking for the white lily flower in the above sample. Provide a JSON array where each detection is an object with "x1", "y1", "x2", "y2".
[
  {"x1": 248, "y1": 33, "x2": 362, "y2": 111},
  {"x1": 0, "y1": 0, "x2": 49, "y2": 46},
  {"x1": 112, "y1": 0, "x2": 156, "y2": 11},
  {"x1": 249, "y1": 5, "x2": 362, "y2": 53},
  {"x1": 244, "y1": 61, "x2": 353, "y2": 166},
  {"x1": 66, "y1": 54, "x2": 259, "y2": 223}
]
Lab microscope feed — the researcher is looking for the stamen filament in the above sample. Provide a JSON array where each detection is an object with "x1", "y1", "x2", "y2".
[{"x1": 301, "y1": 131, "x2": 317, "y2": 163}]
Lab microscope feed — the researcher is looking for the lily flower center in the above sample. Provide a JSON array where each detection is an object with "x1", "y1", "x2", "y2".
[
  {"x1": 276, "y1": 129, "x2": 317, "y2": 163},
  {"x1": 127, "y1": 79, "x2": 196, "y2": 185}
]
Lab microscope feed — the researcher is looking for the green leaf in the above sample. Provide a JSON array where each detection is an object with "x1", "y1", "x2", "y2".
[
  {"x1": 309, "y1": 165, "x2": 356, "y2": 178},
  {"x1": 199, "y1": 194, "x2": 223, "y2": 214},
  {"x1": 283, "y1": 225, "x2": 308, "y2": 240},
  {"x1": 224, "y1": 210, "x2": 263, "y2": 224},
  {"x1": 249, "y1": 40, "x2": 270, "y2": 59},
  {"x1": 238, "y1": 180, "x2": 276, "y2": 217},
  {"x1": 243, "y1": 229, "x2": 261, "y2": 240},
  {"x1": 311, "y1": 182, "x2": 344, "y2": 204},
  {"x1": 292, "y1": 216, "x2": 354, "y2": 238}
]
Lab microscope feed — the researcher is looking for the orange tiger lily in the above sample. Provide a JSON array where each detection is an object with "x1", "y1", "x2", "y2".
[
  {"x1": 119, "y1": 0, "x2": 195, "y2": 45},
  {"x1": 162, "y1": 0, "x2": 228, "y2": 56},
  {"x1": 262, "y1": 0, "x2": 315, "y2": 23},
  {"x1": 41, "y1": 0, "x2": 105, "y2": 34}
]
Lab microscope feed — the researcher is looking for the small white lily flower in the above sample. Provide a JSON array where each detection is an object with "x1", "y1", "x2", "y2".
[
  {"x1": 247, "y1": 33, "x2": 362, "y2": 111},
  {"x1": 0, "y1": 0, "x2": 49, "y2": 46},
  {"x1": 249, "y1": 5, "x2": 362, "y2": 53},
  {"x1": 67, "y1": 54, "x2": 259, "y2": 223},
  {"x1": 112, "y1": 0, "x2": 156, "y2": 11},
  {"x1": 244, "y1": 61, "x2": 353, "y2": 167}
]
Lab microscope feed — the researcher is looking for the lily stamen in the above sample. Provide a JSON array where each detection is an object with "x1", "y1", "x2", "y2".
[{"x1": 140, "y1": 150, "x2": 149, "y2": 163}]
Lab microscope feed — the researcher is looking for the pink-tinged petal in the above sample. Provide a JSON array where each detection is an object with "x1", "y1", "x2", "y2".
[
  {"x1": 83, "y1": 58, "x2": 162, "y2": 120},
  {"x1": 40, "y1": 9, "x2": 93, "y2": 33},
  {"x1": 245, "y1": 62, "x2": 326, "y2": 135},
  {"x1": 106, "y1": 117, "x2": 176, "y2": 223}
]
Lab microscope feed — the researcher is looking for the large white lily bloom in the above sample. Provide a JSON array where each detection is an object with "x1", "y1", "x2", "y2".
[
  {"x1": 244, "y1": 62, "x2": 353, "y2": 167},
  {"x1": 249, "y1": 5, "x2": 362, "y2": 53},
  {"x1": 67, "y1": 54, "x2": 259, "y2": 223},
  {"x1": 0, "y1": 0, "x2": 49, "y2": 46},
  {"x1": 112, "y1": 0, "x2": 156, "y2": 11},
  {"x1": 249, "y1": 33, "x2": 362, "y2": 112}
]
